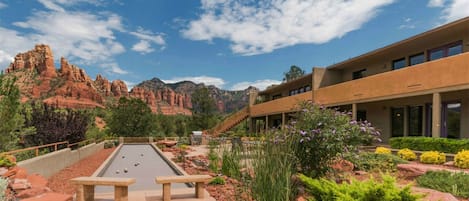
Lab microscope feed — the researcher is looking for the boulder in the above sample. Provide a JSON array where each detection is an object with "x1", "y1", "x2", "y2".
[{"x1": 331, "y1": 159, "x2": 354, "y2": 173}]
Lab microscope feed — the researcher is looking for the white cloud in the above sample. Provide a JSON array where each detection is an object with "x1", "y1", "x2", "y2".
[
  {"x1": 0, "y1": 0, "x2": 130, "y2": 74},
  {"x1": 132, "y1": 40, "x2": 154, "y2": 54},
  {"x1": 0, "y1": 50, "x2": 13, "y2": 69},
  {"x1": 399, "y1": 18, "x2": 416, "y2": 29},
  {"x1": 123, "y1": 80, "x2": 136, "y2": 90},
  {"x1": 163, "y1": 76, "x2": 226, "y2": 88},
  {"x1": 231, "y1": 79, "x2": 281, "y2": 91},
  {"x1": 428, "y1": 0, "x2": 446, "y2": 7},
  {"x1": 130, "y1": 27, "x2": 166, "y2": 54},
  {"x1": 182, "y1": 0, "x2": 394, "y2": 55},
  {"x1": 441, "y1": 0, "x2": 469, "y2": 23},
  {"x1": 0, "y1": 2, "x2": 7, "y2": 9}
]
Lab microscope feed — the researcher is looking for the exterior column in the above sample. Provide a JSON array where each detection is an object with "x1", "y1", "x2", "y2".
[
  {"x1": 422, "y1": 107, "x2": 426, "y2": 136},
  {"x1": 248, "y1": 118, "x2": 253, "y2": 133},
  {"x1": 281, "y1": 113, "x2": 286, "y2": 130},
  {"x1": 432, "y1": 93, "x2": 441, "y2": 138},
  {"x1": 352, "y1": 103, "x2": 357, "y2": 120}
]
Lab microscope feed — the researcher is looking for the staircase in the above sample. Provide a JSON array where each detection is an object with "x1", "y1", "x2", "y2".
[{"x1": 210, "y1": 107, "x2": 250, "y2": 136}]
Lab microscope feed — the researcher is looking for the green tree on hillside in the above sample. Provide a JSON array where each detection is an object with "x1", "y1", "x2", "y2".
[
  {"x1": 283, "y1": 65, "x2": 305, "y2": 82},
  {"x1": 0, "y1": 75, "x2": 34, "y2": 152},
  {"x1": 191, "y1": 87, "x2": 217, "y2": 130},
  {"x1": 107, "y1": 97, "x2": 153, "y2": 137}
]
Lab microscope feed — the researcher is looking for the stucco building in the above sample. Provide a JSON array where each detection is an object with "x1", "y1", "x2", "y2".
[{"x1": 213, "y1": 17, "x2": 469, "y2": 142}]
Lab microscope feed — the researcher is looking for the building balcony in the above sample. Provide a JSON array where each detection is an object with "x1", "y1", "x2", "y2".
[
  {"x1": 250, "y1": 92, "x2": 312, "y2": 117},
  {"x1": 314, "y1": 52, "x2": 469, "y2": 106}
]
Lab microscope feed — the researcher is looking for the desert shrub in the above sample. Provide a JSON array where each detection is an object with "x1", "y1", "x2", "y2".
[
  {"x1": 104, "y1": 141, "x2": 116, "y2": 149},
  {"x1": 209, "y1": 176, "x2": 225, "y2": 185},
  {"x1": 221, "y1": 149, "x2": 241, "y2": 179},
  {"x1": 390, "y1": 137, "x2": 469, "y2": 154},
  {"x1": 299, "y1": 173, "x2": 420, "y2": 201},
  {"x1": 294, "y1": 102, "x2": 381, "y2": 178},
  {"x1": 345, "y1": 152, "x2": 407, "y2": 172},
  {"x1": 397, "y1": 148, "x2": 417, "y2": 161},
  {"x1": 420, "y1": 151, "x2": 446, "y2": 164},
  {"x1": 375, "y1": 146, "x2": 391, "y2": 154},
  {"x1": 246, "y1": 129, "x2": 297, "y2": 201},
  {"x1": 454, "y1": 150, "x2": 469, "y2": 169},
  {"x1": 208, "y1": 149, "x2": 219, "y2": 173},
  {"x1": 0, "y1": 154, "x2": 16, "y2": 168},
  {"x1": 0, "y1": 177, "x2": 8, "y2": 201},
  {"x1": 417, "y1": 171, "x2": 469, "y2": 198}
]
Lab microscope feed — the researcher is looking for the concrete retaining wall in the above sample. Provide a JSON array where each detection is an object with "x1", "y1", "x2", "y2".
[{"x1": 18, "y1": 142, "x2": 105, "y2": 178}]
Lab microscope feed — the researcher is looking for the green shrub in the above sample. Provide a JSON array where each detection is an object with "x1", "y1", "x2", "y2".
[
  {"x1": 0, "y1": 155, "x2": 16, "y2": 168},
  {"x1": 420, "y1": 151, "x2": 446, "y2": 164},
  {"x1": 397, "y1": 148, "x2": 417, "y2": 161},
  {"x1": 221, "y1": 149, "x2": 241, "y2": 179},
  {"x1": 104, "y1": 141, "x2": 116, "y2": 149},
  {"x1": 345, "y1": 152, "x2": 407, "y2": 172},
  {"x1": 246, "y1": 129, "x2": 297, "y2": 201},
  {"x1": 299, "y1": 173, "x2": 420, "y2": 201},
  {"x1": 209, "y1": 176, "x2": 225, "y2": 185},
  {"x1": 417, "y1": 171, "x2": 469, "y2": 198},
  {"x1": 454, "y1": 150, "x2": 469, "y2": 169},
  {"x1": 208, "y1": 149, "x2": 219, "y2": 173},
  {"x1": 390, "y1": 137, "x2": 469, "y2": 154},
  {"x1": 294, "y1": 102, "x2": 380, "y2": 178},
  {"x1": 375, "y1": 146, "x2": 391, "y2": 154}
]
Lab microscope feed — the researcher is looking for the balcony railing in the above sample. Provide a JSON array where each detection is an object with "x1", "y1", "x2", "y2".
[
  {"x1": 314, "y1": 52, "x2": 469, "y2": 106},
  {"x1": 250, "y1": 92, "x2": 312, "y2": 116}
]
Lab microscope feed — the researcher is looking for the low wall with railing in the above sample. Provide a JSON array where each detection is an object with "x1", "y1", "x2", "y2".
[{"x1": 17, "y1": 142, "x2": 105, "y2": 178}]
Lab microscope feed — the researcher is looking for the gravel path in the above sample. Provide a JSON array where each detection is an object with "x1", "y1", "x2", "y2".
[{"x1": 47, "y1": 147, "x2": 116, "y2": 194}]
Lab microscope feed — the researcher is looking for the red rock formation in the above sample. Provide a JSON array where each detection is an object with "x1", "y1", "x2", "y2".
[
  {"x1": 94, "y1": 74, "x2": 112, "y2": 96},
  {"x1": 59, "y1": 57, "x2": 92, "y2": 83},
  {"x1": 111, "y1": 80, "x2": 128, "y2": 97},
  {"x1": 6, "y1": 44, "x2": 57, "y2": 78}
]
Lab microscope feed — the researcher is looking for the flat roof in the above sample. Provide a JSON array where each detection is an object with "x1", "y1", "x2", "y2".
[
  {"x1": 327, "y1": 16, "x2": 469, "y2": 70},
  {"x1": 259, "y1": 73, "x2": 312, "y2": 95}
]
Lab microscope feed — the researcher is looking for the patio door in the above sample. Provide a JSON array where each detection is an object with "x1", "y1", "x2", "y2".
[
  {"x1": 391, "y1": 107, "x2": 404, "y2": 137},
  {"x1": 442, "y1": 102, "x2": 461, "y2": 138}
]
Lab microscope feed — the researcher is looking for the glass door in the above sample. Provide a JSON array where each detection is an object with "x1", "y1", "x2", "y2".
[
  {"x1": 391, "y1": 107, "x2": 404, "y2": 137},
  {"x1": 442, "y1": 102, "x2": 461, "y2": 138}
]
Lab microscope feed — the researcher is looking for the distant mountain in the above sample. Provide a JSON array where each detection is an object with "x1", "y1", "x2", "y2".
[
  {"x1": 4, "y1": 44, "x2": 257, "y2": 115},
  {"x1": 136, "y1": 78, "x2": 257, "y2": 114}
]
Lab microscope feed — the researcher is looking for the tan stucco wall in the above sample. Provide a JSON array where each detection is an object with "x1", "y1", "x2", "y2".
[
  {"x1": 315, "y1": 52, "x2": 469, "y2": 106},
  {"x1": 18, "y1": 142, "x2": 105, "y2": 178}
]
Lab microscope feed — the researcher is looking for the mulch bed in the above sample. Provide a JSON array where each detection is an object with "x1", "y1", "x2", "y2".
[{"x1": 47, "y1": 147, "x2": 116, "y2": 194}]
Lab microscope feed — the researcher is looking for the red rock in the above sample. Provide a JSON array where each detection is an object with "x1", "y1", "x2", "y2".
[
  {"x1": 6, "y1": 44, "x2": 57, "y2": 78},
  {"x1": 27, "y1": 174, "x2": 48, "y2": 188},
  {"x1": 59, "y1": 57, "x2": 92, "y2": 82},
  {"x1": 331, "y1": 159, "x2": 354, "y2": 172},
  {"x1": 11, "y1": 182, "x2": 30, "y2": 190},
  {"x1": 16, "y1": 187, "x2": 51, "y2": 199},
  {"x1": 0, "y1": 167, "x2": 8, "y2": 176},
  {"x1": 21, "y1": 192, "x2": 72, "y2": 201},
  {"x1": 111, "y1": 80, "x2": 128, "y2": 97},
  {"x1": 15, "y1": 167, "x2": 28, "y2": 179},
  {"x1": 3, "y1": 166, "x2": 19, "y2": 178},
  {"x1": 94, "y1": 74, "x2": 112, "y2": 96}
]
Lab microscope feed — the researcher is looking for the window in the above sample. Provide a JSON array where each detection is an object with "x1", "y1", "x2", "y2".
[
  {"x1": 408, "y1": 106, "x2": 423, "y2": 136},
  {"x1": 391, "y1": 107, "x2": 404, "y2": 137},
  {"x1": 352, "y1": 69, "x2": 366, "y2": 80},
  {"x1": 409, "y1": 53, "x2": 425, "y2": 66},
  {"x1": 305, "y1": 85, "x2": 311, "y2": 91},
  {"x1": 392, "y1": 58, "x2": 406, "y2": 70},
  {"x1": 299, "y1": 87, "x2": 305, "y2": 93},
  {"x1": 428, "y1": 41, "x2": 463, "y2": 61},
  {"x1": 272, "y1": 94, "x2": 282, "y2": 100}
]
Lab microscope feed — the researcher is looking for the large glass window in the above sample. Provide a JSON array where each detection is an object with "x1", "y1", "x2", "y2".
[
  {"x1": 428, "y1": 41, "x2": 463, "y2": 61},
  {"x1": 408, "y1": 106, "x2": 423, "y2": 136},
  {"x1": 409, "y1": 53, "x2": 425, "y2": 66},
  {"x1": 352, "y1": 69, "x2": 366, "y2": 80},
  {"x1": 392, "y1": 58, "x2": 406, "y2": 70},
  {"x1": 445, "y1": 103, "x2": 461, "y2": 139}
]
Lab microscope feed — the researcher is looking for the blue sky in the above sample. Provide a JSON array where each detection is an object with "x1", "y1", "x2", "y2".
[{"x1": 0, "y1": 0, "x2": 468, "y2": 90}]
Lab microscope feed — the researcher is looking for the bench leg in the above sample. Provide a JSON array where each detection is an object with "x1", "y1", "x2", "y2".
[
  {"x1": 76, "y1": 185, "x2": 94, "y2": 201},
  {"x1": 195, "y1": 182, "x2": 204, "y2": 198},
  {"x1": 115, "y1": 186, "x2": 129, "y2": 201},
  {"x1": 162, "y1": 183, "x2": 171, "y2": 201}
]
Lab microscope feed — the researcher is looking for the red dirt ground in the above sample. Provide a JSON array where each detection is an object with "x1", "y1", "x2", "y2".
[{"x1": 47, "y1": 147, "x2": 116, "y2": 194}]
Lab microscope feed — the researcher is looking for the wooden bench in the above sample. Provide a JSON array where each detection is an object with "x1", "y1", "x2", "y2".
[
  {"x1": 155, "y1": 175, "x2": 211, "y2": 201},
  {"x1": 70, "y1": 177, "x2": 135, "y2": 201}
]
